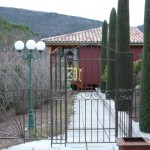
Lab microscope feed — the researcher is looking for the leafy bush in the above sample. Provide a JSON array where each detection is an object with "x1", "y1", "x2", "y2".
[
  {"x1": 101, "y1": 65, "x2": 108, "y2": 82},
  {"x1": 133, "y1": 59, "x2": 142, "y2": 74}
]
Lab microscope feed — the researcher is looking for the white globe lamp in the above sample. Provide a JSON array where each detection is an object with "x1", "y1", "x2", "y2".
[
  {"x1": 14, "y1": 41, "x2": 24, "y2": 52},
  {"x1": 26, "y1": 40, "x2": 36, "y2": 50},
  {"x1": 36, "y1": 41, "x2": 46, "y2": 52}
]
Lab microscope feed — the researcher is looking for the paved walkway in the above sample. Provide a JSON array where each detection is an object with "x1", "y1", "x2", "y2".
[
  {"x1": 7, "y1": 92, "x2": 118, "y2": 150},
  {"x1": 64, "y1": 92, "x2": 118, "y2": 149}
]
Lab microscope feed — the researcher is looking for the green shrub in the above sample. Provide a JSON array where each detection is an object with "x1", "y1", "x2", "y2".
[
  {"x1": 139, "y1": 0, "x2": 150, "y2": 133},
  {"x1": 133, "y1": 59, "x2": 142, "y2": 74},
  {"x1": 101, "y1": 65, "x2": 108, "y2": 82},
  {"x1": 100, "y1": 20, "x2": 108, "y2": 92}
]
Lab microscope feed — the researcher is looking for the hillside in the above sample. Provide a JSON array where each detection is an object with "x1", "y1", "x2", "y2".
[
  {"x1": 0, "y1": 7, "x2": 102, "y2": 39},
  {"x1": 138, "y1": 25, "x2": 144, "y2": 32},
  {"x1": 0, "y1": 16, "x2": 38, "y2": 51}
]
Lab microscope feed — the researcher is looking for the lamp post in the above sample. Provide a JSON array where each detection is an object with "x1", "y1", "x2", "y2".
[{"x1": 14, "y1": 40, "x2": 46, "y2": 129}]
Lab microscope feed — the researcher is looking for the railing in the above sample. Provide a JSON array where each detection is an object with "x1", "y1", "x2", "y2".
[
  {"x1": 0, "y1": 89, "x2": 73, "y2": 148},
  {"x1": 78, "y1": 68, "x2": 82, "y2": 82},
  {"x1": 67, "y1": 67, "x2": 83, "y2": 82}
]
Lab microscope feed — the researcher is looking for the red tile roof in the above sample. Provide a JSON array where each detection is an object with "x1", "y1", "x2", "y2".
[
  {"x1": 130, "y1": 27, "x2": 143, "y2": 44},
  {"x1": 42, "y1": 27, "x2": 143, "y2": 45}
]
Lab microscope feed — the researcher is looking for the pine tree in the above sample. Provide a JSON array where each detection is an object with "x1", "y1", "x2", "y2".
[
  {"x1": 106, "y1": 8, "x2": 116, "y2": 99},
  {"x1": 139, "y1": 0, "x2": 150, "y2": 133},
  {"x1": 100, "y1": 20, "x2": 108, "y2": 92}
]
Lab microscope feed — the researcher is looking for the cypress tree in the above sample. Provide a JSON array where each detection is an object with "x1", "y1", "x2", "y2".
[
  {"x1": 116, "y1": 0, "x2": 132, "y2": 111},
  {"x1": 139, "y1": 0, "x2": 150, "y2": 133},
  {"x1": 100, "y1": 20, "x2": 108, "y2": 92},
  {"x1": 106, "y1": 8, "x2": 116, "y2": 99},
  {"x1": 117, "y1": 0, "x2": 130, "y2": 53},
  {"x1": 116, "y1": 0, "x2": 131, "y2": 89}
]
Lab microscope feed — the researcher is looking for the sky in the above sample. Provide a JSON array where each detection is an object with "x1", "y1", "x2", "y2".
[{"x1": 0, "y1": 0, "x2": 145, "y2": 26}]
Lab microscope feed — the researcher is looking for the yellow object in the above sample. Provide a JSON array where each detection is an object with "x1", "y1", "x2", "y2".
[{"x1": 67, "y1": 67, "x2": 82, "y2": 81}]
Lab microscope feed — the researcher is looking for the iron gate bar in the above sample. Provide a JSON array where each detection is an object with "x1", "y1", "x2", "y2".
[
  {"x1": 97, "y1": 98, "x2": 99, "y2": 142},
  {"x1": 55, "y1": 55, "x2": 58, "y2": 142},
  {"x1": 91, "y1": 96, "x2": 92, "y2": 142},
  {"x1": 79, "y1": 96, "x2": 81, "y2": 142},
  {"x1": 46, "y1": 91, "x2": 49, "y2": 138},
  {"x1": 22, "y1": 90, "x2": 26, "y2": 143},
  {"x1": 65, "y1": 53, "x2": 67, "y2": 146},
  {"x1": 59, "y1": 53, "x2": 62, "y2": 142},
  {"x1": 50, "y1": 53, "x2": 53, "y2": 146}
]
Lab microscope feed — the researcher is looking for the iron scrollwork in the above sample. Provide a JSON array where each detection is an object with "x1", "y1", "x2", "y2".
[
  {"x1": 105, "y1": 91, "x2": 114, "y2": 99},
  {"x1": 118, "y1": 89, "x2": 132, "y2": 100}
]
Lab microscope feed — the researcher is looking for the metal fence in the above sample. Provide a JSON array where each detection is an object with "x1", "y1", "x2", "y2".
[
  {"x1": 0, "y1": 89, "x2": 68, "y2": 148},
  {"x1": 132, "y1": 89, "x2": 140, "y2": 121},
  {"x1": 0, "y1": 45, "x2": 138, "y2": 149}
]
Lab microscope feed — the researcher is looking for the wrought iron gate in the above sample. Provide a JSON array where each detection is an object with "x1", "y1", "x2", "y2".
[{"x1": 49, "y1": 46, "x2": 133, "y2": 145}]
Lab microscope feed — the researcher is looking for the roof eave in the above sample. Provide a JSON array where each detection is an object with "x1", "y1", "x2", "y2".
[
  {"x1": 44, "y1": 41, "x2": 101, "y2": 46},
  {"x1": 44, "y1": 41, "x2": 143, "y2": 46},
  {"x1": 130, "y1": 43, "x2": 143, "y2": 46}
]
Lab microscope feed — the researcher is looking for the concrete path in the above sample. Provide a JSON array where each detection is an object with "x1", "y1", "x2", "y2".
[
  {"x1": 7, "y1": 92, "x2": 118, "y2": 150},
  {"x1": 65, "y1": 92, "x2": 118, "y2": 149}
]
